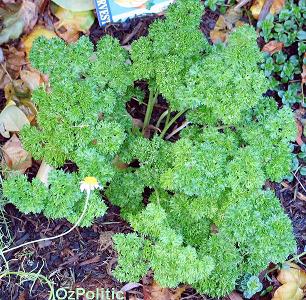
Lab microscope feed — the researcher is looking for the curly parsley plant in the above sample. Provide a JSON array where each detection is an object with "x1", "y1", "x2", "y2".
[{"x1": 2, "y1": 0, "x2": 297, "y2": 297}]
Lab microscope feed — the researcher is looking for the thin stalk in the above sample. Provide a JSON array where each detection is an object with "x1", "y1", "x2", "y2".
[
  {"x1": 165, "y1": 121, "x2": 190, "y2": 140},
  {"x1": 160, "y1": 109, "x2": 187, "y2": 139},
  {"x1": 266, "y1": 250, "x2": 306, "y2": 275},
  {"x1": 156, "y1": 110, "x2": 169, "y2": 129},
  {"x1": 1, "y1": 191, "x2": 91, "y2": 255},
  {"x1": 165, "y1": 107, "x2": 171, "y2": 126},
  {"x1": 142, "y1": 89, "x2": 158, "y2": 135},
  {"x1": 0, "y1": 271, "x2": 55, "y2": 300}
]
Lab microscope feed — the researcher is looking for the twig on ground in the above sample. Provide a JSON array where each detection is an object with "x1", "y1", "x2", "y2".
[
  {"x1": 165, "y1": 121, "x2": 190, "y2": 140},
  {"x1": 258, "y1": 0, "x2": 274, "y2": 21}
]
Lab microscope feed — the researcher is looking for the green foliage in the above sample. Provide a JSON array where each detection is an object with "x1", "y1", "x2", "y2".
[
  {"x1": 114, "y1": 203, "x2": 215, "y2": 287},
  {"x1": 259, "y1": 0, "x2": 305, "y2": 104},
  {"x1": 204, "y1": 0, "x2": 226, "y2": 11},
  {"x1": 181, "y1": 25, "x2": 269, "y2": 125},
  {"x1": 130, "y1": 0, "x2": 209, "y2": 111},
  {"x1": 3, "y1": 171, "x2": 107, "y2": 227},
  {"x1": 239, "y1": 275, "x2": 263, "y2": 299},
  {"x1": 3, "y1": 175, "x2": 47, "y2": 214},
  {"x1": 2, "y1": 0, "x2": 297, "y2": 297},
  {"x1": 108, "y1": 3, "x2": 296, "y2": 296},
  {"x1": 4, "y1": 34, "x2": 133, "y2": 226}
]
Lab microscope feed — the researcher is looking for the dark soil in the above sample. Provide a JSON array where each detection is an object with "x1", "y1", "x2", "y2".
[{"x1": 0, "y1": 8, "x2": 305, "y2": 300}]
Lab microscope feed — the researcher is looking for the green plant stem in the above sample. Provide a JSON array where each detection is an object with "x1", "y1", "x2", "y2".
[
  {"x1": 160, "y1": 109, "x2": 188, "y2": 139},
  {"x1": 156, "y1": 110, "x2": 169, "y2": 129},
  {"x1": 142, "y1": 89, "x2": 159, "y2": 135}
]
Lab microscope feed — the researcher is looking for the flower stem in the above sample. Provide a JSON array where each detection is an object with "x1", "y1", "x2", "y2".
[{"x1": 1, "y1": 191, "x2": 91, "y2": 255}]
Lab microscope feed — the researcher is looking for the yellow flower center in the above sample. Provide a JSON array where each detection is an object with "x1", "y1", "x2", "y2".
[{"x1": 82, "y1": 176, "x2": 98, "y2": 186}]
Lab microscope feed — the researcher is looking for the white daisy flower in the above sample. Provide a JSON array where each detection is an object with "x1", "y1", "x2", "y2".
[{"x1": 80, "y1": 177, "x2": 101, "y2": 193}]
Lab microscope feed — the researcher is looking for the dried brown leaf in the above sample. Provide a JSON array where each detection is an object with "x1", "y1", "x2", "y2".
[
  {"x1": 4, "y1": 79, "x2": 37, "y2": 122},
  {"x1": 3, "y1": 46, "x2": 25, "y2": 79},
  {"x1": 250, "y1": 0, "x2": 285, "y2": 20},
  {"x1": 143, "y1": 281, "x2": 185, "y2": 300},
  {"x1": 209, "y1": 8, "x2": 243, "y2": 44},
  {"x1": 262, "y1": 40, "x2": 284, "y2": 55},
  {"x1": 296, "y1": 118, "x2": 304, "y2": 146},
  {"x1": 210, "y1": 29, "x2": 227, "y2": 44},
  {"x1": 1, "y1": 134, "x2": 32, "y2": 174},
  {"x1": 272, "y1": 282, "x2": 304, "y2": 300},
  {"x1": 0, "y1": 104, "x2": 30, "y2": 138},
  {"x1": 36, "y1": 161, "x2": 53, "y2": 186},
  {"x1": 53, "y1": 7, "x2": 95, "y2": 43},
  {"x1": 0, "y1": 0, "x2": 39, "y2": 45},
  {"x1": 20, "y1": 69, "x2": 43, "y2": 91},
  {"x1": 277, "y1": 263, "x2": 306, "y2": 288}
]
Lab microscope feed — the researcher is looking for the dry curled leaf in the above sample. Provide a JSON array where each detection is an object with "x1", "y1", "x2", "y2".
[
  {"x1": 121, "y1": 282, "x2": 142, "y2": 293},
  {"x1": 36, "y1": 160, "x2": 53, "y2": 186},
  {"x1": 53, "y1": 6, "x2": 95, "y2": 43},
  {"x1": 0, "y1": 104, "x2": 30, "y2": 138},
  {"x1": 3, "y1": 45, "x2": 25, "y2": 79},
  {"x1": 51, "y1": 0, "x2": 95, "y2": 12},
  {"x1": 1, "y1": 134, "x2": 32, "y2": 174},
  {"x1": 262, "y1": 40, "x2": 284, "y2": 55},
  {"x1": 277, "y1": 263, "x2": 306, "y2": 288},
  {"x1": 22, "y1": 25, "x2": 57, "y2": 57},
  {"x1": 4, "y1": 79, "x2": 37, "y2": 122},
  {"x1": 272, "y1": 282, "x2": 304, "y2": 300},
  {"x1": 250, "y1": 0, "x2": 285, "y2": 20},
  {"x1": 210, "y1": 8, "x2": 243, "y2": 44},
  {"x1": 0, "y1": 45, "x2": 25, "y2": 89},
  {"x1": 20, "y1": 69, "x2": 43, "y2": 91},
  {"x1": 143, "y1": 281, "x2": 185, "y2": 300},
  {"x1": 0, "y1": 0, "x2": 39, "y2": 45}
]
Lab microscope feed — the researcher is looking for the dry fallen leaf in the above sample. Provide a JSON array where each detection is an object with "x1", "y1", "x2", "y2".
[
  {"x1": 250, "y1": 0, "x2": 285, "y2": 20},
  {"x1": 277, "y1": 263, "x2": 306, "y2": 288},
  {"x1": 3, "y1": 45, "x2": 25, "y2": 79},
  {"x1": 143, "y1": 281, "x2": 185, "y2": 300},
  {"x1": 51, "y1": 0, "x2": 95, "y2": 12},
  {"x1": 20, "y1": 69, "x2": 43, "y2": 91},
  {"x1": 0, "y1": 104, "x2": 30, "y2": 138},
  {"x1": 272, "y1": 282, "x2": 304, "y2": 300},
  {"x1": 296, "y1": 117, "x2": 304, "y2": 146},
  {"x1": 0, "y1": 45, "x2": 25, "y2": 89},
  {"x1": 36, "y1": 161, "x2": 54, "y2": 186},
  {"x1": 53, "y1": 6, "x2": 95, "y2": 43},
  {"x1": 210, "y1": 15, "x2": 228, "y2": 44},
  {"x1": 4, "y1": 79, "x2": 37, "y2": 122},
  {"x1": 22, "y1": 25, "x2": 57, "y2": 57},
  {"x1": 210, "y1": 8, "x2": 243, "y2": 44},
  {"x1": 0, "y1": 0, "x2": 39, "y2": 45},
  {"x1": 262, "y1": 40, "x2": 284, "y2": 55},
  {"x1": 1, "y1": 134, "x2": 32, "y2": 174}
]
